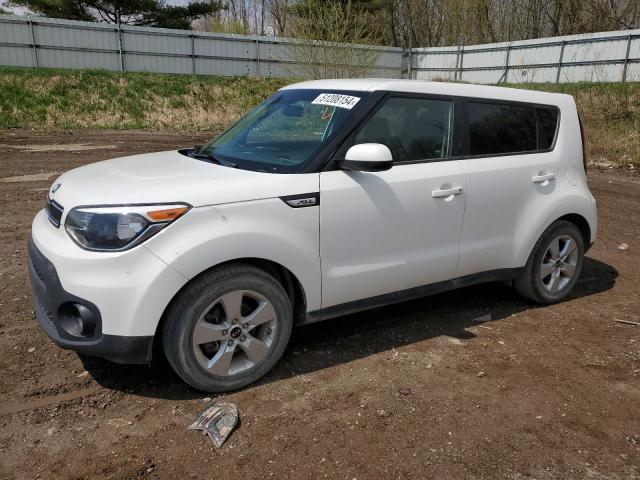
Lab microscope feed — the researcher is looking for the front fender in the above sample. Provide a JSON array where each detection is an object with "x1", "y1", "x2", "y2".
[{"x1": 144, "y1": 198, "x2": 322, "y2": 311}]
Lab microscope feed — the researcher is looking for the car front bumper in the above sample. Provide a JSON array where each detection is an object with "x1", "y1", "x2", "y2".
[
  {"x1": 28, "y1": 236, "x2": 154, "y2": 364},
  {"x1": 28, "y1": 209, "x2": 188, "y2": 364}
]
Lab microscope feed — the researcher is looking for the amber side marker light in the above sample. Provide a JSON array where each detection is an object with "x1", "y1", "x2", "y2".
[{"x1": 146, "y1": 206, "x2": 189, "y2": 221}]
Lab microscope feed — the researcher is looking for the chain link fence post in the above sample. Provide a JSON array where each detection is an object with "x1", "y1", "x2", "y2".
[
  {"x1": 622, "y1": 33, "x2": 632, "y2": 82},
  {"x1": 116, "y1": 19, "x2": 124, "y2": 71},
  {"x1": 191, "y1": 33, "x2": 196, "y2": 75},
  {"x1": 502, "y1": 44, "x2": 510, "y2": 83},
  {"x1": 555, "y1": 40, "x2": 565, "y2": 83},
  {"x1": 255, "y1": 38, "x2": 261, "y2": 77},
  {"x1": 28, "y1": 17, "x2": 38, "y2": 67}
]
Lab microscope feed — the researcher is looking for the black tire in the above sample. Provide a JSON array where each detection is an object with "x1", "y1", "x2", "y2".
[
  {"x1": 514, "y1": 220, "x2": 584, "y2": 304},
  {"x1": 162, "y1": 263, "x2": 292, "y2": 392}
]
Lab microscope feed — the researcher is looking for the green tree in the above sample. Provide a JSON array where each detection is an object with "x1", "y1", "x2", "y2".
[
  {"x1": 290, "y1": 0, "x2": 382, "y2": 42},
  {"x1": 288, "y1": 0, "x2": 383, "y2": 79},
  {"x1": 10, "y1": 0, "x2": 223, "y2": 29}
]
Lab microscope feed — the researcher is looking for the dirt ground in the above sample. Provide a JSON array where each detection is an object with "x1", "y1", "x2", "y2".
[{"x1": 0, "y1": 130, "x2": 638, "y2": 480}]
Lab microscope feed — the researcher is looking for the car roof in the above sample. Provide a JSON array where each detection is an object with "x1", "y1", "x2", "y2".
[{"x1": 280, "y1": 78, "x2": 571, "y2": 106}]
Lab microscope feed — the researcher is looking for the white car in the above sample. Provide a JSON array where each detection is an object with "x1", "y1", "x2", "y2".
[{"x1": 29, "y1": 79, "x2": 597, "y2": 392}]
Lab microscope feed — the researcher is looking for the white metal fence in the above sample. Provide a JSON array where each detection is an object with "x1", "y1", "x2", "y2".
[
  {"x1": 411, "y1": 29, "x2": 640, "y2": 83},
  {"x1": 0, "y1": 14, "x2": 402, "y2": 78},
  {"x1": 0, "y1": 14, "x2": 639, "y2": 83}
]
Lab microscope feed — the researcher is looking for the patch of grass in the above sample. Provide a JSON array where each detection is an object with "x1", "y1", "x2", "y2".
[
  {"x1": 0, "y1": 67, "x2": 287, "y2": 131},
  {"x1": 0, "y1": 68, "x2": 638, "y2": 166}
]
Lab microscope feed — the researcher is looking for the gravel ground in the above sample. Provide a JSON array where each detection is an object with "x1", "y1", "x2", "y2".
[{"x1": 0, "y1": 130, "x2": 638, "y2": 480}]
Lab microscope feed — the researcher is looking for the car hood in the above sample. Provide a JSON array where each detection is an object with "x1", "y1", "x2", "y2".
[{"x1": 47, "y1": 150, "x2": 319, "y2": 209}]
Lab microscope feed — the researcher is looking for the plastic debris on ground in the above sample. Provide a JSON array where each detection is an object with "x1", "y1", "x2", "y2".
[{"x1": 188, "y1": 402, "x2": 239, "y2": 448}]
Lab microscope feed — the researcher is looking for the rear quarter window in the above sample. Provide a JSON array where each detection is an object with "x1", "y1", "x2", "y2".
[
  {"x1": 469, "y1": 102, "x2": 537, "y2": 156},
  {"x1": 537, "y1": 107, "x2": 560, "y2": 150}
]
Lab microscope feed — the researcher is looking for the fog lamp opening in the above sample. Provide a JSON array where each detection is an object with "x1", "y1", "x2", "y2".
[{"x1": 58, "y1": 302, "x2": 97, "y2": 337}]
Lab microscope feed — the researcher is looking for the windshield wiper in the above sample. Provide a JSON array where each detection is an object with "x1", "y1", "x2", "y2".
[{"x1": 189, "y1": 148, "x2": 237, "y2": 168}]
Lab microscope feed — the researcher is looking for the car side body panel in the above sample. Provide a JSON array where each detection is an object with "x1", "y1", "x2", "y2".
[
  {"x1": 319, "y1": 161, "x2": 467, "y2": 308},
  {"x1": 144, "y1": 189, "x2": 322, "y2": 313}
]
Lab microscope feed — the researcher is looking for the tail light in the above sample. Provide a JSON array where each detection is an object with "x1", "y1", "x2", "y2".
[{"x1": 578, "y1": 114, "x2": 588, "y2": 173}]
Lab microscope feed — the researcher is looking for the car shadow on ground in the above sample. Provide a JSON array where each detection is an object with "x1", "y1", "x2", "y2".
[{"x1": 80, "y1": 257, "x2": 618, "y2": 399}]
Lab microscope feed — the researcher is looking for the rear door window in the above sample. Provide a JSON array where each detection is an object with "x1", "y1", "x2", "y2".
[
  {"x1": 353, "y1": 96, "x2": 453, "y2": 163},
  {"x1": 468, "y1": 102, "x2": 537, "y2": 156}
]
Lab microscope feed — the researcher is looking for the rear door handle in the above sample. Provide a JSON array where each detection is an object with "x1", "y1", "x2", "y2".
[
  {"x1": 432, "y1": 186, "x2": 464, "y2": 198},
  {"x1": 532, "y1": 172, "x2": 555, "y2": 183}
]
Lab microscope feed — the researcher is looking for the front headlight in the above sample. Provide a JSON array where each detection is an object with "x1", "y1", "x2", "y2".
[{"x1": 64, "y1": 204, "x2": 190, "y2": 251}]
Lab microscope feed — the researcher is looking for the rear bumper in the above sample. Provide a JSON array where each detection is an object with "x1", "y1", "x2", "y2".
[{"x1": 28, "y1": 236, "x2": 153, "y2": 364}]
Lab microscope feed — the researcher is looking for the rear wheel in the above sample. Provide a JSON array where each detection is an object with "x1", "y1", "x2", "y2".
[
  {"x1": 514, "y1": 220, "x2": 584, "y2": 304},
  {"x1": 162, "y1": 264, "x2": 292, "y2": 392}
]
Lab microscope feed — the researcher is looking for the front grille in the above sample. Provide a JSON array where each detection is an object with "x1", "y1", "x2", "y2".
[{"x1": 45, "y1": 197, "x2": 64, "y2": 228}]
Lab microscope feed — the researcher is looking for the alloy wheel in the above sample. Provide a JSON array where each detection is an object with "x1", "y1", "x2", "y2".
[
  {"x1": 191, "y1": 290, "x2": 277, "y2": 376},
  {"x1": 539, "y1": 234, "x2": 579, "y2": 293}
]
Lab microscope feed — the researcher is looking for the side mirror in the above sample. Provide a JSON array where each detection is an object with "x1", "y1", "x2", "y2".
[{"x1": 340, "y1": 143, "x2": 393, "y2": 172}]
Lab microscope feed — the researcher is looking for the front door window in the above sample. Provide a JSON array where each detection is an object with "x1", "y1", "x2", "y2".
[{"x1": 354, "y1": 97, "x2": 454, "y2": 163}]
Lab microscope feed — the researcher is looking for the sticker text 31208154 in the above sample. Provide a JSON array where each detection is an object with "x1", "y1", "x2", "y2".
[{"x1": 311, "y1": 93, "x2": 361, "y2": 110}]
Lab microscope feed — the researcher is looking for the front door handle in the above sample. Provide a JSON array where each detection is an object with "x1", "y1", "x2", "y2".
[
  {"x1": 532, "y1": 172, "x2": 555, "y2": 183},
  {"x1": 432, "y1": 186, "x2": 464, "y2": 198}
]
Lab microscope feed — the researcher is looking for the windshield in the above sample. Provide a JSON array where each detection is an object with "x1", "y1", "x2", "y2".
[{"x1": 198, "y1": 89, "x2": 370, "y2": 172}]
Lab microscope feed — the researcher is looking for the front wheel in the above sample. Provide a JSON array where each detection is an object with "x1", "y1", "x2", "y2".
[
  {"x1": 162, "y1": 264, "x2": 293, "y2": 392},
  {"x1": 514, "y1": 220, "x2": 584, "y2": 304}
]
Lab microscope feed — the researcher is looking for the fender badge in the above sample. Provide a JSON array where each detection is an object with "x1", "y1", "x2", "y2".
[
  {"x1": 51, "y1": 183, "x2": 61, "y2": 194},
  {"x1": 280, "y1": 192, "x2": 320, "y2": 208}
]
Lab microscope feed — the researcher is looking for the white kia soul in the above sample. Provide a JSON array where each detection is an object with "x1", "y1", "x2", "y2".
[{"x1": 29, "y1": 79, "x2": 597, "y2": 392}]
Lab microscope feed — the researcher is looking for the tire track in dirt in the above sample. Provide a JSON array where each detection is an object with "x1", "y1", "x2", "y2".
[
  {"x1": 0, "y1": 324, "x2": 37, "y2": 335},
  {"x1": 0, "y1": 385, "x2": 103, "y2": 417}
]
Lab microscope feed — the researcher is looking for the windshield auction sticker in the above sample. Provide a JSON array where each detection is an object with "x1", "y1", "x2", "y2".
[{"x1": 312, "y1": 93, "x2": 361, "y2": 110}]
